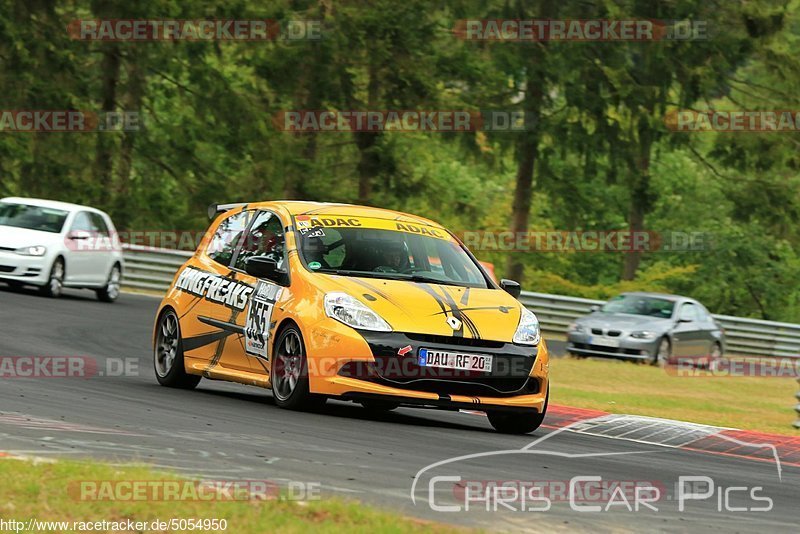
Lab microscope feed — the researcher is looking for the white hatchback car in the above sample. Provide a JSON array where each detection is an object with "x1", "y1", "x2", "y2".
[{"x1": 0, "y1": 197, "x2": 124, "y2": 302}]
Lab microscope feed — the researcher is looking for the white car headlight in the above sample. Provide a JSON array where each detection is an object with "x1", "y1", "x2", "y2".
[
  {"x1": 568, "y1": 322, "x2": 584, "y2": 332},
  {"x1": 513, "y1": 308, "x2": 541, "y2": 345},
  {"x1": 324, "y1": 292, "x2": 392, "y2": 332},
  {"x1": 15, "y1": 245, "x2": 47, "y2": 256},
  {"x1": 630, "y1": 330, "x2": 655, "y2": 339}
]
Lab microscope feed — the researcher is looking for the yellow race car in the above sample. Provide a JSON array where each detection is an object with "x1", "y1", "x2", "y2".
[{"x1": 153, "y1": 202, "x2": 549, "y2": 433}]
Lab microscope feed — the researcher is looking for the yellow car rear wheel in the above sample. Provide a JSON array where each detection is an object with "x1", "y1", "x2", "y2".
[{"x1": 154, "y1": 309, "x2": 201, "y2": 389}]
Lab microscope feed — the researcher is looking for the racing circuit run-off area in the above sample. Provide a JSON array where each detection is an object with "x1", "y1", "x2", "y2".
[{"x1": 2, "y1": 2, "x2": 800, "y2": 534}]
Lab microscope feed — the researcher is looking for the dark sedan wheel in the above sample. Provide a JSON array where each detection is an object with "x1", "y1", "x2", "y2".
[
  {"x1": 271, "y1": 326, "x2": 325, "y2": 410},
  {"x1": 154, "y1": 309, "x2": 201, "y2": 389},
  {"x1": 707, "y1": 342, "x2": 723, "y2": 370},
  {"x1": 650, "y1": 337, "x2": 671, "y2": 367}
]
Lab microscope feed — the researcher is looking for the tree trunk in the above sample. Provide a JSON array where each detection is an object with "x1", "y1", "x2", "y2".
[
  {"x1": 93, "y1": 44, "x2": 121, "y2": 206},
  {"x1": 506, "y1": 139, "x2": 538, "y2": 282},
  {"x1": 283, "y1": 0, "x2": 327, "y2": 199},
  {"x1": 621, "y1": 129, "x2": 654, "y2": 280},
  {"x1": 354, "y1": 56, "x2": 381, "y2": 204},
  {"x1": 506, "y1": 79, "x2": 543, "y2": 283},
  {"x1": 354, "y1": 131, "x2": 380, "y2": 204},
  {"x1": 622, "y1": 182, "x2": 647, "y2": 280},
  {"x1": 112, "y1": 57, "x2": 144, "y2": 229}
]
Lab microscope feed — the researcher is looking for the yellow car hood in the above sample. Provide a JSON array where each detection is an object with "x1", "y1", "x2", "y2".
[{"x1": 318, "y1": 275, "x2": 523, "y2": 342}]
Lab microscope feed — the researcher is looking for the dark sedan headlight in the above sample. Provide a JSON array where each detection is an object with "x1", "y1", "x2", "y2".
[{"x1": 630, "y1": 330, "x2": 656, "y2": 339}]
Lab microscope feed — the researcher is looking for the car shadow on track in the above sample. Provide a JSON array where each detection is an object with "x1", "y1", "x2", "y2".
[
  {"x1": 0, "y1": 282, "x2": 97, "y2": 302},
  {"x1": 189, "y1": 384, "x2": 490, "y2": 433}
]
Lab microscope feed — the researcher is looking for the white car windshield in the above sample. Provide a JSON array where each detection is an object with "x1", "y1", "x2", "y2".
[{"x1": 0, "y1": 202, "x2": 69, "y2": 233}]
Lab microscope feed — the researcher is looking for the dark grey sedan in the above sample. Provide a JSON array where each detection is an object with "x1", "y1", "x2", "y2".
[{"x1": 566, "y1": 292, "x2": 725, "y2": 366}]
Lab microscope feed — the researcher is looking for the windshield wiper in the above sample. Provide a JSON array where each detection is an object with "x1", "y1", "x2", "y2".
[
  {"x1": 404, "y1": 275, "x2": 471, "y2": 288},
  {"x1": 315, "y1": 269, "x2": 474, "y2": 287},
  {"x1": 315, "y1": 269, "x2": 394, "y2": 280}
]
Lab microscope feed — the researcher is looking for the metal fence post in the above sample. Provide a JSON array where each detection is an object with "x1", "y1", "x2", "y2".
[{"x1": 795, "y1": 378, "x2": 800, "y2": 429}]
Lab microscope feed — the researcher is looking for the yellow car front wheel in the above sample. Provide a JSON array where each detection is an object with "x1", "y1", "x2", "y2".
[
  {"x1": 271, "y1": 326, "x2": 326, "y2": 411},
  {"x1": 486, "y1": 387, "x2": 548, "y2": 434}
]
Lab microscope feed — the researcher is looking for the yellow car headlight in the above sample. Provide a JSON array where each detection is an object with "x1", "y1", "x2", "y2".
[
  {"x1": 324, "y1": 292, "x2": 392, "y2": 332},
  {"x1": 513, "y1": 308, "x2": 541, "y2": 345}
]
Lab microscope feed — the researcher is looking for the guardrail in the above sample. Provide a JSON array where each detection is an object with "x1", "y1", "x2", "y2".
[
  {"x1": 122, "y1": 245, "x2": 800, "y2": 359},
  {"x1": 122, "y1": 244, "x2": 191, "y2": 291}
]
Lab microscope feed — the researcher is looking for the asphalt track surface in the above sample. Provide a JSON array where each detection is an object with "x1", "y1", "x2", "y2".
[{"x1": 0, "y1": 286, "x2": 797, "y2": 532}]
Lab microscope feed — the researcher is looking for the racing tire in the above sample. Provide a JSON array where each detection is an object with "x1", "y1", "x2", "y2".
[
  {"x1": 39, "y1": 257, "x2": 65, "y2": 298},
  {"x1": 487, "y1": 388, "x2": 548, "y2": 435},
  {"x1": 96, "y1": 264, "x2": 121, "y2": 303},
  {"x1": 271, "y1": 326, "x2": 326, "y2": 411},
  {"x1": 154, "y1": 309, "x2": 201, "y2": 389},
  {"x1": 650, "y1": 337, "x2": 671, "y2": 367},
  {"x1": 706, "y1": 342, "x2": 723, "y2": 371}
]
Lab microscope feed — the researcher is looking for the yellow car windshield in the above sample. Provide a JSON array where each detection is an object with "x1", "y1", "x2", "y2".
[{"x1": 294, "y1": 215, "x2": 488, "y2": 288}]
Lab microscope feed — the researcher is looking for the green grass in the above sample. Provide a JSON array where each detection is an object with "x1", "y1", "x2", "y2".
[
  {"x1": 551, "y1": 357, "x2": 800, "y2": 435},
  {"x1": 0, "y1": 459, "x2": 464, "y2": 534}
]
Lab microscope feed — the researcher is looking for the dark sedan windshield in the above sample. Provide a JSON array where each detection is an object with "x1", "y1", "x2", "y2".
[
  {"x1": 601, "y1": 295, "x2": 675, "y2": 318},
  {"x1": 297, "y1": 224, "x2": 488, "y2": 288},
  {"x1": 0, "y1": 202, "x2": 69, "y2": 233}
]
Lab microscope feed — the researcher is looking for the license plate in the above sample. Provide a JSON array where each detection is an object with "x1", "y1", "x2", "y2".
[
  {"x1": 418, "y1": 348, "x2": 492, "y2": 372},
  {"x1": 591, "y1": 337, "x2": 620, "y2": 348}
]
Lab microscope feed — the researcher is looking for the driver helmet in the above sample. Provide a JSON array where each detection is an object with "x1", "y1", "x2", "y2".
[{"x1": 381, "y1": 240, "x2": 409, "y2": 270}]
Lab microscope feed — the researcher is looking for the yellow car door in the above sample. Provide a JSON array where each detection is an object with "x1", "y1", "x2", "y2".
[
  {"x1": 225, "y1": 209, "x2": 290, "y2": 378},
  {"x1": 176, "y1": 209, "x2": 256, "y2": 375}
]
